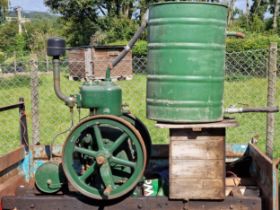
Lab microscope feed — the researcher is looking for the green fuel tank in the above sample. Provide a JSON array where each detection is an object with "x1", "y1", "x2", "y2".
[{"x1": 146, "y1": 2, "x2": 228, "y2": 123}]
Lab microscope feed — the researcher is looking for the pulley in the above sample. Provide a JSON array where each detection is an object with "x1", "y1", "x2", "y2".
[{"x1": 62, "y1": 115, "x2": 147, "y2": 200}]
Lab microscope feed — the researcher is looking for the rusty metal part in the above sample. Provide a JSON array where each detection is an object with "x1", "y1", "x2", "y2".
[
  {"x1": 0, "y1": 146, "x2": 25, "y2": 173},
  {"x1": 0, "y1": 174, "x2": 25, "y2": 198},
  {"x1": 104, "y1": 185, "x2": 113, "y2": 196},
  {"x1": 0, "y1": 146, "x2": 26, "y2": 198},
  {"x1": 96, "y1": 156, "x2": 106, "y2": 165},
  {"x1": 19, "y1": 98, "x2": 29, "y2": 152},
  {"x1": 226, "y1": 31, "x2": 246, "y2": 38},
  {"x1": 31, "y1": 143, "x2": 248, "y2": 161},
  {"x1": 247, "y1": 143, "x2": 279, "y2": 210},
  {"x1": 0, "y1": 102, "x2": 24, "y2": 112},
  {"x1": 2, "y1": 193, "x2": 261, "y2": 210}
]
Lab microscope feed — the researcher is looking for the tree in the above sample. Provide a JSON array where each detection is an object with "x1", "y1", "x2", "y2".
[
  {"x1": 24, "y1": 18, "x2": 63, "y2": 52},
  {"x1": 250, "y1": 0, "x2": 269, "y2": 18},
  {"x1": 227, "y1": 0, "x2": 237, "y2": 26},
  {"x1": 271, "y1": 0, "x2": 280, "y2": 30},
  {"x1": 0, "y1": 0, "x2": 8, "y2": 23},
  {"x1": 247, "y1": 0, "x2": 269, "y2": 32},
  {"x1": 245, "y1": 0, "x2": 250, "y2": 27},
  {"x1": 44, "y1": 0, "x2": 157, "y2": 45},
  {"x1": 0, "y1": 22, "x2": 18, "y2": 53}
]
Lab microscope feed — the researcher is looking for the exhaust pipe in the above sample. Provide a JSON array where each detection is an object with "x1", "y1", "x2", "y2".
[
  {"x1": 47, "y1": 38, "x2": 76, "y2": 108},
  {"x1": 111, "y1": 10, "x2": 149, "y2": 68}
]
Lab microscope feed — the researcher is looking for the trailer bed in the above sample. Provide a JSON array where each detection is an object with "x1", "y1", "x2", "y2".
[{"x1": 1, "y1": 144, "x2": 278, "y2": 210}]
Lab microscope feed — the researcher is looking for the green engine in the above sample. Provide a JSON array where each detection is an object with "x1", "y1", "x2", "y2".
[
  {"x1": 35, "y1": 37, "x2": 151, "y2": 200},
  {"x1": 77, "y1": 80, "x2": 122, "y2": 116}
]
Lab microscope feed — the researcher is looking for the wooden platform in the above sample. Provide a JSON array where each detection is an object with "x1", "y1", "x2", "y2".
[{"x1": 156, "y1": 118, "x2": 238, "y2": 129}]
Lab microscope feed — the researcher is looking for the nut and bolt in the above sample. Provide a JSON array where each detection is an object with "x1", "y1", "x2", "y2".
[{"x1": 96, "y1": 156, "x2": 106, "y2": 165}]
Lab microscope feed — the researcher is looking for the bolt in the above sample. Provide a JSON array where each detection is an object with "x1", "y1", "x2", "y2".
[
  {"x1": 229, "y1": 205, "x2": 234, "y2": 209},
  {"x1": 30, "y1": 204, "x2": 35, "y2": 209},
  {"x1": 137, "y1": 204, "x2": 143, "y2": 209},
  {"x1": 103, "y1": 185, "x2": 112, "y2": 196},
  {"x1": 96, "y1": 156, "x2": 106, "y2": 165}
]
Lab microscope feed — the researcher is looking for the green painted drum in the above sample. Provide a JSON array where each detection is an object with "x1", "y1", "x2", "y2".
[
  {"x1": 146, "y1": 2, "x2": 228, "y2": 122},
  {"x1": 35, "y1": 162, "x2": 65, "y2": 193}
]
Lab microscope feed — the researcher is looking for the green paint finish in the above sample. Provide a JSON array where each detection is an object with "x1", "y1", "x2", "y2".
[
  {"x1": 35, "y1": 162, "x2": 65, "y2": 193},
  {"x1": 77, "y1": 80, "x2": 122, "y2": 116},
  {"x1": 62, "y1": 116, "x2": 146, "y2": 200},
  {"x1": 147, "y1": 2, "x2": 228, "y2": 122},
  {"x1": 121, "y1": 113, "x2": 152, "y2": 162}
]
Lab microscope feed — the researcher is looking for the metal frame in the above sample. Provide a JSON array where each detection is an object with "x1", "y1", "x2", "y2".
[{"x1": 0, "y1": 97, "x2": 29, "y2": 151}]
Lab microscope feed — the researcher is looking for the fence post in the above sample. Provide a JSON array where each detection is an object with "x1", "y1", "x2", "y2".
[
  {"x1": 30, "y1": 54, "x2": 40, "y2": 145},
  {"x1": 266, "y1": 42, "x2": 277, "y2": 159},
  {"x1": 13, "y1": 51, "x2": 17, "y2": 73}
]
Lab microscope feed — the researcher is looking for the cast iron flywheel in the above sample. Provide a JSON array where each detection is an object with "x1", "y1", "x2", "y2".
[{"x1": 62, "y1": 115, "x2": 147, "y2": 200}]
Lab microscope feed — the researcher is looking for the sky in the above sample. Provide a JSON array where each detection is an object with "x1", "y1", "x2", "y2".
[
  {"x1": 10, "y1": 0, "x2": 248, "y2": 13},
  {"x1": 10, "y1": 0, "x2": 49, "y2": 12}
]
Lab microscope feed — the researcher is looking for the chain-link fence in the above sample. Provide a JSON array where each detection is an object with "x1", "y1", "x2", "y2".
[{"x1": 0, "y1": 47, "x2": 279, "y2": 158}]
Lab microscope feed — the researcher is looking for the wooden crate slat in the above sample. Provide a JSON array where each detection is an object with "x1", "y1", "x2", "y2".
[{"x1": 0, "y1": 146, "x2": 25, "y2": 172}]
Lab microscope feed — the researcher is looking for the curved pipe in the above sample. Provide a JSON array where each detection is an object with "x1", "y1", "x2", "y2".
[
  {"x1": 111, "y1": 10, "x2": 149, "y2": 68},
  {"x1": 53, "y1": 59, "x2": 76, "y2": 107}
]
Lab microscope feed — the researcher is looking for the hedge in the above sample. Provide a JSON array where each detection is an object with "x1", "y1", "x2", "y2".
[{"x1": 110, "y1": 33, "x2": 280, "y2": 56}]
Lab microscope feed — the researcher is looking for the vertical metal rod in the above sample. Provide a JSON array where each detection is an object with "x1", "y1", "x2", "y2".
[
  {"x1": 31, "y1": 54, "x2": 40, "y2": 145},
  {"x1": 266, "y1": 42, "x2": 277, "y2": 159},
  {"x1": 19, "y1": 97, "x2": 29, "y2": 151}
]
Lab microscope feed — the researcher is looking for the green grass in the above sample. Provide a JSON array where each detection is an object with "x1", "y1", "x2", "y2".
[{"x1": 0, "y1": 74, "x2": 279, "y2": 157}]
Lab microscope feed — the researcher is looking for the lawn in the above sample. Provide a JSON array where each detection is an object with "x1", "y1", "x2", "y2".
[{"x1": 0, "y1": 73, "x2": 279, "y2": 157}]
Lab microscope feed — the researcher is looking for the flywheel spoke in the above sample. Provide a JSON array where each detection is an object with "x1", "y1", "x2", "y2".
[
  {"x1": 93, "y1": 124, "x2": 104, "y2": 150},
  {"x1": 79, "y1": 162, "x2": 96, "y2": 181},
  {"x1": 109, "y1": 133, "x2": 128, "y2": 153},
  {"x1": 110, "y1": 156, "x2": 136, "y2": 169},
  {"x1": 74, "y1": 146, "x2": 97, "y2": 157},
  {"x1": 100, "y1": 162, "x2": 115, "y2": 191}
]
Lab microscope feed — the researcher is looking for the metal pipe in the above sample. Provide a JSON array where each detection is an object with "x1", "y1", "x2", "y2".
[
  {"x1": 226, "y1": 31, "x2": 245, "y2": 38},
  {"x1": 111, "y1": 10, "x2": 149, "y2": 68},
  {"x1": 53, "y1": 59, "x2": 76, "y2": 107},
  {"x1": 224, "y1": 106, "x2": 279, "y2": 114}
]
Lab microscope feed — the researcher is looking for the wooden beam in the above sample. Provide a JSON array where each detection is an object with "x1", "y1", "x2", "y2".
[
  {"x1": 0, "y1": 174, "x2": 25, "y2": 197},
  {"x1": 0, "y1": 146, "x2": 25, "y2": 172}
]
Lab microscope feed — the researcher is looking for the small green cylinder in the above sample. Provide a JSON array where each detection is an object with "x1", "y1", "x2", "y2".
[
  {"x1": 35, "y1": 162, "x2": 65, "y2": 194},
  {"x1": 146, "y1": 2, "x2": 228, "y2": 122}
]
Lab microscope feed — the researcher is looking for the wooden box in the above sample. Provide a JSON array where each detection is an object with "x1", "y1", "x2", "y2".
[{"x1": 169, "y1": 128, "x2": 226, "y2": 200}]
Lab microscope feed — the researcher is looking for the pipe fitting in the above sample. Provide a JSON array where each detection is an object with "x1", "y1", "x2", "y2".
[{"x1": 226, "y1": 31, "x2": 245, "y2": 39}]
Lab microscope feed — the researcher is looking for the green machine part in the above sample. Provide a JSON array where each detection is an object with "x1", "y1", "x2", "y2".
[
  {"x1": 62, "y1": 115, "x2": 147, "y2": 200},
  {"x1": 35, "y1": 162, "x2": 66, "y2": 194},
  {"x1": 76, "y1": 80, "x2": 122, "y2": 116},
  {"x1": 146, "y1": 2, "x2": 228, "y2": 123}
]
